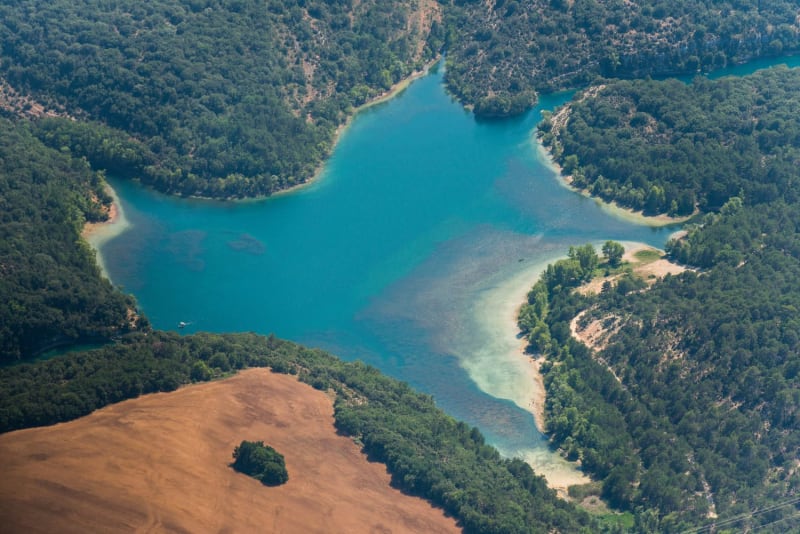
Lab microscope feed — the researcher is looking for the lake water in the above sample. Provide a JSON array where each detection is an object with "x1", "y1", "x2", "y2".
[{"x1": 101, "y1": 58, "x2": 798, "y2": 480}]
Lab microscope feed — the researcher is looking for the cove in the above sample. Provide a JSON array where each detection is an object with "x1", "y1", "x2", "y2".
[{"x1": 99, "y1": 58, "x2": 794, "y2": 482}]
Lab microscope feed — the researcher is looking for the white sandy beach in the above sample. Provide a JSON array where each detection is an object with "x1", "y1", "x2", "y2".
[
  {"x1": 81, "y1": 183, "x2": 130, "y2": 278},
  {"x1": 462, "y1": 258, "x2": 591, "y2": 491},
  {"x1": 534, "y1": 140, "x2": 692, "y2": 228}
]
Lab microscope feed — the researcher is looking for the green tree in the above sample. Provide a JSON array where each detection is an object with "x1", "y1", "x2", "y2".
[
  {"x1": 232, "y1": 440, "x2": 289, "y2": 486},
  {"x1": 570, "y1": 244, "x2": 600, "y2": 275},
  {"x1": 602, "y1": 241, "x2": 625, "y2": 268}
]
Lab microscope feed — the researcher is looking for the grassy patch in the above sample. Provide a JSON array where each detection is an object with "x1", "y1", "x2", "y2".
[
  {"x1": 633, "y1": 248, "x2": 662, "y2": 263},
  {"x1": 568, "y1": 481, "x2": 603, "y2": 501}
]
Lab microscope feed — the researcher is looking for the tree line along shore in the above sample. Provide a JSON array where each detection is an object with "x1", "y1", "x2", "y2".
[
  {"x1": 2, "y1": 1, "x2": 800, "y2": 532},
  {"x1": 514, "y1": 68, "x2": 800, "y2": 531},
  {"x1": 1, "y1": 0, "x2": 798, "y2": 199}
]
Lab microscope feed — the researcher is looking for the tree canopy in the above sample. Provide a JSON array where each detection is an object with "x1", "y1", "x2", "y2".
[
  {"x1": 0, "y1": 0, "x2": 441, "y2": 197},
  {"x1": 0, "y1": 116, "x2": 143, "y2": 362},
  {"x1": 442, "y1": 0, "x2": 800, "y2": 116},
  {"x1": 232, "y1": 440, "x2": 288, "y2": 486},
  {"x1": 541, "y1": 66, "x2": 800, "y2": 216}
]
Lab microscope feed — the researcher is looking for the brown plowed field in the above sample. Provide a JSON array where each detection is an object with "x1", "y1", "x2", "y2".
[{"x1": 0, "y1": 368, "x2": 459, "y2": 533}]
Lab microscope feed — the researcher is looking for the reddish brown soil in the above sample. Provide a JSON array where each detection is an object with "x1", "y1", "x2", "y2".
[{"x1": 0, "y1": 368, "x2": 460, "y2": 533}]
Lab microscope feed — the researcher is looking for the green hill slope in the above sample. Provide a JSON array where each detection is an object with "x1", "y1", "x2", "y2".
[
  {"x1": 523, "y1": 69, "x2": 800, "y2": 531},
  {"x1": 0, "y1": 0, "x2": 441, "y2": 197},
  {"x1": 443, "y1": 0, "x2": 800, "y2": 116}
]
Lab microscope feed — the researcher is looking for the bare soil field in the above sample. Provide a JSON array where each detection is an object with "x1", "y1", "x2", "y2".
[{"x1": 0, "y1": 368, "x2": 459, "y2": 534}]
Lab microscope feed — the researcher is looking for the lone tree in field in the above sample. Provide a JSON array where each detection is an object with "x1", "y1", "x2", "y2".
[
  {"x1": 602, "y1": 240, "x2": 625, "y2": 268},
  {"x1": 232, "y1": 440, "x2": 288, "y2": 486}
]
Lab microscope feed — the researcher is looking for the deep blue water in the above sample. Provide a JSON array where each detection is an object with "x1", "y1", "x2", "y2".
[{"x1": 101, "y1": 58, "x2": 797, "y2": 471}]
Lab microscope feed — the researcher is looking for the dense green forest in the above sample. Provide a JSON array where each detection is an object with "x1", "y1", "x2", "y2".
[
  {"x1": 0, "y1": 330, "x2": 597, "y2": 533},
  {"x1": 0, "y1": 0, "x2": 442, "y2": 197},
  {"x1": 443, "y1": 0, "x2": 800, "y2": 116},
  {"x1": 540, "y1": 66, "x2": 800, "y2": 216},
  {"x1": 2, "y1": 1, "x2": 797, "y2": 199},
  {"x1": 518, "y1": 70, "x2": 800, "y2": 531},
  {"x1": 4, "y1": 1, "x2": 800, "y2": 530},
  {"x1": 0, "y1": 116, "x2": 143, "y2": 362}
]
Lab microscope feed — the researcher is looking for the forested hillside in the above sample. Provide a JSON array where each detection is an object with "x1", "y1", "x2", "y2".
[
  {"x1": 2, "y1": 1, "x2": 797, "y2": 196},
  {"x1": 443, "y1": 0, "x2": 800, "y2": 116},
  {"x1": 0, "y1": 116, "x2": 142, "y2": 362},
  {"x1": 0, "y1": 0, "x2": 441, "y2": 197},
  {"x1": 519, "y1": 69, "x2": 800, "y2": 531},
  {"x1": 540, "y1": 66, "x2": 800, "y2": 216}
]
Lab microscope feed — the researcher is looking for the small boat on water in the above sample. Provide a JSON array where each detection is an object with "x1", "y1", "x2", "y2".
[{"x1": 178, "y1": 321, "x2": 189, "y2": 329}]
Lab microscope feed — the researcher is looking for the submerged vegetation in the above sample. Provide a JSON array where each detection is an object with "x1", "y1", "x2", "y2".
[
  {"x1": 0, "y1": 115, "x2": 594, "y2": 532},
  {"x1": 2, "y1": 0, "x2": 800, "y2": 531}
]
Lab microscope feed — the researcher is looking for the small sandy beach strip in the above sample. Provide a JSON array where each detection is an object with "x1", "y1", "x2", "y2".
[
  {"x1": 465, "y1": 260, "x2": 590, "y2": 492},
  {"x1": 81, "y1": 182, "x2": 130, "y2": 277},
  {"x1": 0, "y1": 368, "x2": 459, "y2": 534},
  {"x1": 277, "y1": 57, "x2": 442, "y2": 197},
  {"x1": 534, "y1": 141, "x2": 692, "y2": 228}
]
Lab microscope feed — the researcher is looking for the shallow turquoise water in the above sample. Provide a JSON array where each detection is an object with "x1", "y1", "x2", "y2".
[{"x1": 102, "y1": 59, "x2": 794, "y2": 467}]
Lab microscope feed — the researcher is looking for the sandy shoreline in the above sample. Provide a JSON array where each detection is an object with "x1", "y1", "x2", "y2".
[
  {"x1": 534, "y1": 141, "x2": 691, "y2": 228},
  {"x1": 273, "y1": 58, "x2": 442, "y2": 198},
  {"x1": 464, "y1": 258, "x2": 591, "y2": 492},
  {"x1": 81, "y1": 182, "x2": 130, "y2": 278},
  {"x1": 474, "y1": 236, "x2": 686, "y2": 492}
]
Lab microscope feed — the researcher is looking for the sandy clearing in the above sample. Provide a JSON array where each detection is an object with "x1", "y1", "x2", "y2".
[
  {"x1": 81, "y1": 197, "x2": 118, "y2": 239},
  {"x1": 0, "y1": 368, "x2": 459, "y2": 534},
  {"x1": 620, "y1": 241, "x2": 687, "y2": 280},
  {"x1": 578, "y1": 242, "x2": 687, "y2": 296}
]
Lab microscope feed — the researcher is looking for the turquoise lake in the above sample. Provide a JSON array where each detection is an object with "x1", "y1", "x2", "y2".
[{"x1": 101, "y1": 59, "x2": 798, "y2": 476}]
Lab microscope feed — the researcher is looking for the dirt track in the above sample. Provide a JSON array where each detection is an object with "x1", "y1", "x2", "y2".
[{"x1": 0, "y1": 368, "x2": 459, "y2": 533}]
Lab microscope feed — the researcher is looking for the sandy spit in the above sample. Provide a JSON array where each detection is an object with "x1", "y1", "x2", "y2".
[
  {"x1": 81, "y1": 182, "x2": 130, "y2": 278},
  {"x1": 466, "y1": 260, "x2": 591, "y2": 493}
]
